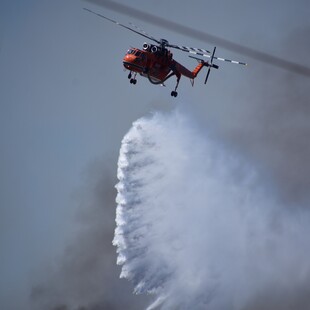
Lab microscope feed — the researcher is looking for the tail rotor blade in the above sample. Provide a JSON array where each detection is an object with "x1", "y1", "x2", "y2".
[
  {"x1": 210, "y1": 46, "x2": 216, "y2": 64},
  {"x1": 204, "y1": 67, "x2": 211, "y2": 84},
  {"x1": 204, "y1": 47, "x2": 216, "y2": 84}
]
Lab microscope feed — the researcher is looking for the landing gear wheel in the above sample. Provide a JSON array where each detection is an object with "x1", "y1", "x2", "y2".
[
  {"x1": 128, "y1": 72, "x2": 132, "y2": 79},
  {"x1": 130, "y1": 78, "x2": 137, "y2": 85},
  {"x1": 171, "y1": 91, "x2": 178, "y2": 97}
]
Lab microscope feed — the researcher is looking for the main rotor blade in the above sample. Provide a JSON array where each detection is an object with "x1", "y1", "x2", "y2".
[
  {"x1": 128, "y1": 22, "x2": 160, "y2": 44},
  {"x1": 83, "y1": 7, "x2": 160, "y2": 44},
  {"x1": 168, "y1": 44, "x2": 212, "y2": 56},
  {"x1": 169, "y1": 44, "x2": 246, "y2": 65},
  {"x1": 84, "y1": 6, "x2": 246, "y2": 65},
  {"x1": 84, "y1": 0, "x2": 310, "y2": 78}
]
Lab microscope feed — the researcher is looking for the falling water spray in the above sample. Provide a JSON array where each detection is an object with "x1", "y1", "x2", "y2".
[{"x1": 113, "y1": 109, "x2": 310, "y2": 310}]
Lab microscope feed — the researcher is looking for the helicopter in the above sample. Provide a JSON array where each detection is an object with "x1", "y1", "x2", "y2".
[{"x1": 84, "y1": 8, "x2": 247, "y2": 97}]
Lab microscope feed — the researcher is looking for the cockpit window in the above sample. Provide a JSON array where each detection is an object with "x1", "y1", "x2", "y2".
[{"x1": 126, "y1": 49, "x2": 145, "y2": 57}]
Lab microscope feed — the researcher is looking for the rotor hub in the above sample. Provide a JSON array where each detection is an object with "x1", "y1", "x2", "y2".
[{"x1": 160, "y1": 38, "x2": 169, "y2": 48}]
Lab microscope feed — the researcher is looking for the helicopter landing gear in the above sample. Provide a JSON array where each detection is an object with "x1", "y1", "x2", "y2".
[{"x1": 129, "y1": 72, "x2": 137, "y2": 85}]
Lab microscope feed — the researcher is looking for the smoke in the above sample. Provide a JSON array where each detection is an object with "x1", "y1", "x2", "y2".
[
  {"x1": 30, "y1": 161, "x2": 150, "y2": 310},
  {"x1": 113, "y1": 109, "x2": 310, "y2": 309},
  {"x1": 221, "y1": 26, "x2": 310, "y2": 207}
]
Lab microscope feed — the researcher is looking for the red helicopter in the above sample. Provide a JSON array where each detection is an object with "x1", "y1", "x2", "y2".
[{"x1": 84, "y1": 8, "x2": 247, "y2": 97}]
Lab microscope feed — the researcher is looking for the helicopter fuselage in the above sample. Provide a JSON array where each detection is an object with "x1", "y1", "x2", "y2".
[
  {"x1": 123, "y1": 46, "x2": 172, "y2": 82},
  {"x1": 123, "y1": 43, "x2": 208, "y2": 83}
]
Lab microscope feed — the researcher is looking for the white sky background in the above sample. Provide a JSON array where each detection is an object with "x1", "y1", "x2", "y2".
[{"x1": 0, "y1": 0, "x2": 310, "y2": 309}]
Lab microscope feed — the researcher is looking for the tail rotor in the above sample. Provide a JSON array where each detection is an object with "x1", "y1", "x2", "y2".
[{"x1": 204, "y1": 47, "x2": 218, "y2": 84}]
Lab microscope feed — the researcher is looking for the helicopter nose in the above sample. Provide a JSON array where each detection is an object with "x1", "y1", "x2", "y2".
[
  {"x1": 123, "y1": 54, "x2": 144, "y2": 72},
  {"x1": 123, "y1": 54, "x2": 136, "y2": 63}
]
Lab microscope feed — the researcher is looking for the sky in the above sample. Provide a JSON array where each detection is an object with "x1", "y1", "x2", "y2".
[{"x1": 0, "y1": 0, "x2": 309, "y2": 309}]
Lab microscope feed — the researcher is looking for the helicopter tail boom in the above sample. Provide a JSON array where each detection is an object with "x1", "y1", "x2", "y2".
[{"x1": 172, "y1": 60, "x2": 207, "y2": 79}]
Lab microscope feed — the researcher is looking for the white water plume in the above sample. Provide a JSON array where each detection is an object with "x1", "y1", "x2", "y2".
[{"x1": 113, "y1": 109, "x2": 310, "y2": 310}]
